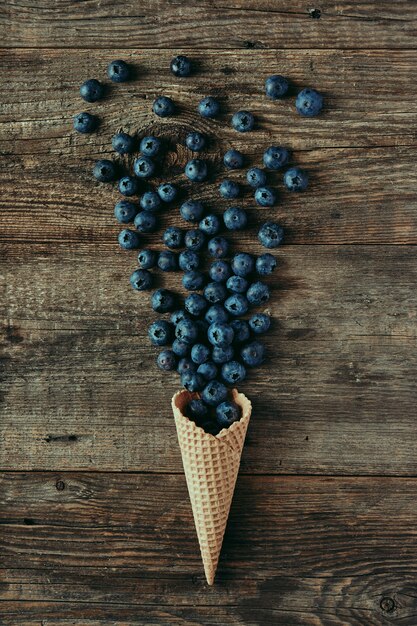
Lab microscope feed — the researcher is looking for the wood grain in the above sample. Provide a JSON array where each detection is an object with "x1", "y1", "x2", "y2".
[
  {"x1": 1, "y1": 472, "x2": 417, "y2": 625},
  {"x1": 1, "y1": 0, "x2": 416, "y2": 50}
]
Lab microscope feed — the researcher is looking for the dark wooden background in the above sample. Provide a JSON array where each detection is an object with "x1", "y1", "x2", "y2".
[{"x1": 1, "y1": 2, "x2": 417, "y2": 624}]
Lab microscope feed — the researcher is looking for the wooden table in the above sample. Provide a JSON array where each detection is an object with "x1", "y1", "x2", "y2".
[{"x1": 1, "y1": 2, "x2": 417, "y2": 624}]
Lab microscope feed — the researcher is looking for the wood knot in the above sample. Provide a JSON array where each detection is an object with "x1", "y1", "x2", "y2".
[
  {"x1": 56, "y1": 480, "x2": 66, "y2": 491},
  {"x1": 309, "y1": 8, "x2": 321, "y2": 19},
  {"x1": 380, "y1": 597, "x2": 395, "y2": 613}
]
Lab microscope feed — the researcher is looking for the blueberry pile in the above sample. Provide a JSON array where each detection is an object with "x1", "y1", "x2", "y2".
[{"x1": 73, "y1": 57, "x2": 323, "y2": 435}]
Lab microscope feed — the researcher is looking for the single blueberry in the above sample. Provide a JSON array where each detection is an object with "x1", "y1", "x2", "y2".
[
  {"x1": 207, "y1": 236, "x2": 229, "y2": 259},
  {"x1": 231, "y1": 110, "x2": 255, "y2": 133},
  {"x1": 176, "y1": 318, "x2": 200, "y2": 344},
  {"x1": 137, "y1": 248, "x2": 157, "y2": 269},
  {"x1": 265, "y1": 75, "x2": 289, "y2": 100},
  {"x1": 187, "y1": 399, "x2": 209, "y2": 422},
  {"x1": 118, "y1": 229, "x2": 140, "y2": 250},
  {"x1": 153, "y1": 96, "x2": 175, "y2": 117},
  {"x1": 133, "y1": 156, "x2": 155, "y2": 179},
  {"x1": 241, "y1": 341, "x2": 265, "y2": 367},
  {"x1": 163, "y1": 226, "x2": 184, "y2": 249},
  {"x1": 185, "y1": 293, "x2": 208, "y2": 317},
  {"x1": 226, "y1": 275, "x2": 248, "y2": 294},
  {"x1": 107, "y1": 59, "x2": 131, "y2": 83},
  {"x1": 255, "y1": 186, "x2": 277, "y2": 207},
  {"x1": 185, "y1": 229, "x2": 206, "y2": 252},
  {"x1": 258, "y1": 222, "x2": 284, "y2": 248},
  {"x1": 171, "y1": 310, "x2": 190, "y2": 326},
  {"x1": 134, "y1": 211, "x2": 157, "y2": 233},
  {"x1": 205, "y1": 304, "x2": 229, "y2": 325},
  {"x1": 225, "y1": 294, "x2": 249, "y2": 316},
  {"x1": 199, "y1": 214, "x2": 220, "y2": 236},
  {"x1": 223, "y1": 149, "x2": 244, "y2": 170},
  {"x1": 114, "y1": 200, "x2": 138, "y2": 224},
  {"x1": 198, "y1": 96, "x2": 220, "y2": 118},
  {"x1": 191, "y1": 343, "x2": 211, "y2": 365},
  {"x1": 129, "y1": 268, "x2": 152, "y2": 291},
  {"x1": 112, "y1": 132, "x2": 135, "y2": 154},
  {"x1": 231, "y1": 253, "x2": 255, "y2": 277},
  {"x1": 263, "y1": 146, "x2": 290, "y2": 170},
  {"x1": 219, "y1": 180, "x2": 240, "y2": 199},
  {"x1": 209, "y1": 260, "x2": 232, "y2": 283},
  {"x1": 216, "y1": 401, "x2": 241, "y2": 427},
  {"x1": 230, "y1": 319, "x2": 250, "y2": 343},
  {"x1": 247, "y1": 281, "x2": 270, "y2": 306},
  {"x1": 283, "y1": 167, "x2": 309, "y2": 191},
  {"x1": 201, "y1": 380, "x2": 228, "y2": 407},
  {"x1": 185, "y1": 159, "x2": 208, "y2": 182},
  {"x1": 222, "y1": 361, "x2": 246, "y2": 385},
  {"x1": 256, "y1": 253, "x2": 277, "y2": 275},
  {"x1": 246, "y1": 167, "x2": 267, "y2": 188},
  {"x1": 177, "y1": 357, "x2": 197, "y2": 375},
  {"x1": 208, "y1": 322, "x2": 234, "y2": 347},
  {"x1": 158, "y1": 250, "x2": 178, "y2": 272},
  {"x1": 80, "y1": 79, "x2": 105, "y2": 103},
  {"x1": 181, "y1": 372, "x2": 205, "y2": 392},
  {"x1": 249, "y1": 313, "x2": 271, "y2": 334},
  {"x1": 148, "y1": 320, "x2": 174, "y2": 346},
  {"x1": 223, "y1": 206, "x2": 247, "y2": 231},
  {"x1": 172, "y1": 339, "x2": 190, "y2": 358},
  {"x1": 180, "y1": 200, "x2": 205, "y2": 223},
  {"x1": 171, "y1": 55, "x2": 192, "y2": 77},
  {"x1": 93, "y1": 159, "x2": 116, "y2": 182},
  {"x1": 140, "y1": 191, "x2": 161, "y2": 212},
  {"x1": 157, "y1": 350, "x2": 177, "y2": 371},
  {"x1": 118, "y1": 176, "x2": 139, "y2": 197},
  {"x1": 204, "y1": 282, "x2": 227, "y2": 304},
  {"x1": 140, "y1": 135, "x2": 162, "y2": 157},
  {"x1": 73, "y1": 112, "x2": 98, "y2": 134},
  {"x1": 157, "y1": 183, "x2": 178, "y2": 203},
  {"x1": 182, "y1": 270, "x2": 206, "y2": 291},
  {"x1": 197, "y1": 361, "x2": 218, "y2": 381},
  {"x1": 179, "y1": 250, "x2": 200, "y2": 272},
  {"x1": 186, "y1": 131, "x2": 206, "y2": 152},
  {"x1": 212, "y1": 345, "x2": 234, "y2": 365},
  {"x1": 296, "y1": 88, "x2": 323, "y2": 117},
  {"x1": 151, "y1": 289, "x2": 176, "y2": 313}
]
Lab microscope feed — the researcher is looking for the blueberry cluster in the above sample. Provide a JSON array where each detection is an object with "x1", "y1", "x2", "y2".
[{"x1": 73, "y1": 57, "x2": 322, "y2": 434}]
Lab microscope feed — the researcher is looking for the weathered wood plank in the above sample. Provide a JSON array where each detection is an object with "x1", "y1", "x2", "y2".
[
  {"x1": 1, "y1": 473, "x2": 417, "y2": 625},
  {"x1": 0, "y1": 0, "x2": 416, "y2": 49},
  {"x1": 1, "y1": 245, "x2": 416, "y2": 473}
]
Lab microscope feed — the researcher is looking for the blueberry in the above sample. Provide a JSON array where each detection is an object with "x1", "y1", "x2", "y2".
[
  {"x1": 207, "y1": 236, "x2": 229, "y2": 258},
  {"x1": 151, "y1": 289, "x2": 176, "y2": 313},
  {"x1": 158, "y1": 250, "x2": 178, "y2": 272},
  {"x1": 205, "y1": 304, "x2": 229, "y2": 325},
  {"x1": 216, "y1": 401, "x2": 241, "y2": 427},
  {"x1": 186, "y1": 132, "x2": 206, "y2": 152},
  {"x1": 80, "y1": 79, "x2": 105, "y2": 103},
  {"x1": 157, "y1": 350, "x2": 177, "y2": 371},
  {"x1": 148, "y1": 320, "x2": 174, "y2": 346},
  {"x1": 93, "y1": 159, "x2": 116, "y2": 182},
  {"x1": 191, "y1": 343, "x2": 211, "y2": 365},
  {"x1": 118, "y1": 176, "x2": 139, "y2": 197},
  {"x1": 185, "y1": 229, "x2": 206, "y2": 252},
  {"x1": 263, "y1": 146, "x2": 290, "y2": 170},
  {"x1": 133, "y1": 156, "x2": 155, "y2": 179},
  {"x1": 185, "y1": 159, "x2": 208, "y2": 182},
  {"x1": 180, "y1": 200, "x2": 205, "y2": 223},
  {"x1": 231, "y1": 253, "x2": 255, "y2": 277},
  {"x1": 176, "y1": 318, "x2": 200, "y2": 344},
  {"x1": 179, "y1": 250, "x2": 200, "y2": 272},
  {"x1": 255, "y1": 186, "x2": 277, "y2": 207},
  {"x1": 134, "y1": 211, "x2": 157, "y2": 233},
  {"x1": 209, "y1": 260, "x2": 232, "y2": 283},
  {"x1": 265, "y1": 75, "x2": 289, "y2": 100},
  {"x1": 114, "y1": 200, "x2": 138, "y2": 224},
  {"x1": 231, "y1": 110, "x2": 255, "y2": 133},
  {"x1": 226, "y1": 275, "x2": 248, "y2": 294},
  {"x1": 163, "y1": 226, "x2": 184, "y2": 249},
  {"x1": 296, "y1": 88, "x2": 323, "y2": 117},
  {"x1": 223, "y1": 206, "x2": 247, "y2": 231},
  {"x1": 185, "y1": 293, "x2": 208, "y2": 317},
  {"x1": 182, "y1": 270, "x2": 206, "y2": 291},
  {"x1": 256, "y1": 253, "x2": 277, "y2": 275},
  {"x1": 208, "y1": 322, "x2": 234, "y2": 347},
  {"x1": 249, "y1": 313, "x2": 271, "y2": 334},
  {"x1": 172, "y1": 339, "x2": 190, "y2": 358},
  {"x1": 246, "y1": 167, "x2": 267, "y2": 188},
  {"x1": 112, "y1": 132, "x2": 135, "y2": 154},
  {"x1": 204, "y1": 282, "x2": 227, "y2": 304},
  {"x1": 230, "y1": 319, "x2": 250, "y2": 344},
  {"x1": 258, "y1": 222, "x2": 284, "y2": 248},
  {"x1": 140, "y1": 135, "x2": 162, "y2": 157},
  {"x1": 118, "y1": 229, "x2": 140, "y2": 250},
  {"x1": 73, "y1": 112, "x2": 98, "y2": 134},
  {"x1": 107, "y1": 60, "x2": 130, "y2": 83},
  {"x1": 222, "y1": 361, "x2": 246, "y2": 385},
  {"x1": 241, "y1": 340, "x2": 265, "y2": 367},
  {"x1": 202, "y1": 380, "x2": 228, "y2": 406},
  {"x1": 157, "y1": 183, "x2": 178, "y2": 203},
  {"x1": 223, "y1": 149, "x2": 244, "y2": 170},
  {"x1": 153, "y1": 96, "x2": 175, "y2": 117},
  {"x1": 198, "y1": 97, "x2": 220, "y2": 119},
  {"x1": 219, "y1": 180, "x2": 240, "y2": 199},
  {"x1": 140, "y1": 191, "x2": 161, "y2": 212},
  {"x1": 187, "y1": 399, "x2": 209, "y2": 422},
  {"x1": 171, "y1": 310, "x2": 190, "y2": 326},
  {"x1": 171, "y1": 55, "x2": 192, "y2": 77},
  {"x1": 212, "y1": 345, "x2": 234, "y2": 364},
  {"x1": 247, "y1": 281, "x2": 270, "y2": 305},
  {"x1": 137, "y1": 248, "x2": 157, "y2": 269},
  {"x1": 197, "y1": 361, "x2": 218, "y2": 381},
  {"x1": 283, "y1": 167, "x2": 309, "y2": 191},
  {"x1": 199, "y1": 214, "x2": 220, "y2": 236},
  {"x1": 178, "y1": 357, "x2": 197, "y2": 375},
  {"x1": 225, "y1": 294, "x2": 249, "y2": 316},
  {"x1": 182, "y1": 371, "x2": 205, "y2": 392},
  {"x1": 129, "y1": 268, "x2": 153, "y2": 290}
]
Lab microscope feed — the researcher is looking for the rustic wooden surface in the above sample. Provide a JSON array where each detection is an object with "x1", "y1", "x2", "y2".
[{"x1": 1, "y1": 1, "x2": 417, "y2": 624}]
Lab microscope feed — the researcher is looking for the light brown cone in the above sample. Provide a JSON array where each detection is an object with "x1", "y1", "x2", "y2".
[{"x1": 172, "y1": 388, "x2": 252, "y2": 585}]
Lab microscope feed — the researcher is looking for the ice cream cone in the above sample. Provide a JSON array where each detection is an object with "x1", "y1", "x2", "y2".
[{"x1": 172, "y1": 388, "x2": 252, "y2": 585}]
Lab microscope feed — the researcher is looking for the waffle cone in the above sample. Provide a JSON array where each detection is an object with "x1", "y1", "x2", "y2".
[{"x1": 172, "y1": 388, "x2": 252, "y2": 585}]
